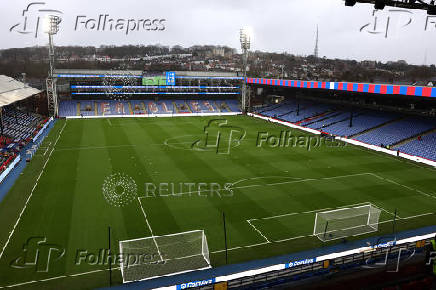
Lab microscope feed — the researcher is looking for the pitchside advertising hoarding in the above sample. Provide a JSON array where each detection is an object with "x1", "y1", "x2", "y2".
[
  {"x1": 166, "y1": 71, "x2": 176, "y2": 86},
  {"x1": 142, "y1": 76, "x2": 167, "y2": 86},
  {"x1": 141, "y1": 72, "x2": 175, "y2": 86},
  {"x1": 176, "y1": 278, "x2": 215, "y2": 289},
  {"x1": 285, "y1": 258, "x2": 316, "y2": 268}
]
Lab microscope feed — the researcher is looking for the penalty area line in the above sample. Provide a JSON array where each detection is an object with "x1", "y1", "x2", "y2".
[
  {"x1": 246, "y1": 220, "x2": 270, "y2": 243},
  {"x1": 136, "y1": 197, "x2": 164, "y2": 262}
]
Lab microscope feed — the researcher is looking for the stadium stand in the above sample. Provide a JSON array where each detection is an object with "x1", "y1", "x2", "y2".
[
  {"x1": 58, "y1": 99, "x2": 240, "y2": 117},
  {"x1": 2, "y1": 108, "x2": 43, "y2": 141},
  {"x1": 318, "y1": 111, "x2": 399, "y2": 137},
  {"x1": 395, "y1": 132, "x2": 436, "y2": 161},
  {"x1": 255, "y1": 100, "x2": 436, "y2": 161},
  {"x1": 355, "y1": 117, "x2": 436, "y2": 146},
  {"x1": 257, "y1": 100, "x2": 331, "y2": 122}
]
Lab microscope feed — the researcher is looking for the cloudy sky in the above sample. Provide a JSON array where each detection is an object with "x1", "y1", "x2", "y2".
[{"x1": 2, "y1": 0, "x2": 435, "y2": 64}]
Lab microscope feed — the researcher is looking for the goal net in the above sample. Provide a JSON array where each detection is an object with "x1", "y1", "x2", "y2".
[
  {"x1": 313, "y1": 204, "x2": 381, "y2": 242},
  {"x1": 119, "y1": 230, "x2": 211, "y2": 283}
]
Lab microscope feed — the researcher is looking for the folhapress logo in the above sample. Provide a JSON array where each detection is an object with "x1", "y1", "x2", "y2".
[
  {"x1": 191, "y1": 119, "x2": 246, "y2": 154},
  {"x1": 10, "y1": 2, "x2": 166, "y2": 38},
  {"x1": 10, "y1": 237, "x2": 65, "y2": 272},
  {"x1": 74, "y1": 15, "x2": 166, "y2": 35},
  {"x1": 9, "y1": 2, "x2": 63, "y2": 38}
]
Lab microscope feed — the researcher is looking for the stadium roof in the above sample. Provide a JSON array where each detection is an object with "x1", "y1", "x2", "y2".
[
  {"x1": 174, "y1": 71, "x2": 238, "y2": 77},
  {"x1": 247, "y1": 77, "x2": 436, "y2": 98},
  {"x1": 0, "y1": 75, "x2": 41, "y2": 108},
  {"x1": 54, "y1": 69, "x2": 239, "y2": 78},
  {"x1": 54, "y1": 69, "x2": 144, "y2": 77}
]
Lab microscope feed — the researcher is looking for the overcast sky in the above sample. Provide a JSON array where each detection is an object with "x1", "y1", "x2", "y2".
[{"x1": 2, "y1": 0, "x2": 435, "y2": 65}]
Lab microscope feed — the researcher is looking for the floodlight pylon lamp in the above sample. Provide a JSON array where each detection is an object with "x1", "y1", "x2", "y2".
[
  {"x1": 240, "y1": 27, "x2": 252, "y2": 50},
  {"x1": 43, "y1": 15, "x2": 61, "y2": 35}
]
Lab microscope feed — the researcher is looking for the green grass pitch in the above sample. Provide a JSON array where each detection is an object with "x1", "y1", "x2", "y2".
[{"x1": 0, "y1": 115, "x2": 435, "y2": 289}]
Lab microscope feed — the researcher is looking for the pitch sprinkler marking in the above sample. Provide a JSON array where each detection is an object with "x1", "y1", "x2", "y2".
[{"x1": 102, "y1": 173, "x2": 138, "y2": 207}]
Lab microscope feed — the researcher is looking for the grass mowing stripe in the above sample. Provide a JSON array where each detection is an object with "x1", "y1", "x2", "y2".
[
  {"x1": 0, "y1": 116, "x2": 435, "y2": 289},
  {"x1": 0, "y1": 120, "x2": 67, "y2": 261}
]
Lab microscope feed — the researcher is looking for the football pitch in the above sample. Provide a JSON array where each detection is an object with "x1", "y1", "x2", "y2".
[{"x1": 0, "y1": 115, "x2": 435, "y2": 289}]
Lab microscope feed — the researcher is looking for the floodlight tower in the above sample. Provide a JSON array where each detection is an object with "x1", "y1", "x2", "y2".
[
  {"x1": 44, "y1": 15, "x2": 61, "y2": 117},
  {"x1": 240, "y1": 27, "x2": 251, "y2": 113}
]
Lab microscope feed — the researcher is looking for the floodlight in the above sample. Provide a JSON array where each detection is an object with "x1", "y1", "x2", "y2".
[
  {"x1": 240, "y1": 27, "x2": 252, "y2": 50},
  {"x1": 43, "y1": 15, "x2": 61, "y2": 35}
]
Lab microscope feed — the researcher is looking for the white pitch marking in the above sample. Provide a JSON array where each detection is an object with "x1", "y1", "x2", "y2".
[
  {"x1": 401, "y1": 213, "x2": 433, "y2": 220},
  {"x1": 43, "y1": 142, "x2": 51, "y2": 156},
  {"x1": 368, "y1": 172, "x2": 436, "y2": 200},
  {"x1": 247, "y1": 220, "x2": 270, "y2": 243},
  {"x1": 244, "y1": 242, "x2": 270, "y2": 248},
  {"x1": 302, "y1": 208, "x2": 332, "y2": 214},
  {"x1": 1, "y1": 267, "x2": 121, "y2": 288},
  {"x1": 4, "y1": 280, "x2": 38, "y2": 288},
  {"x1": 136, "y1": 198, "x2": 164, "y2": 262},
  {"x1": 39, "y1": 276, "x2": 67, "y2": 282},
  {"x1": 274, "y1": 235, "x2": 309, "y2": 243},
  {"x1": 258, "y1": 212, "x2": 299, "y2": 220}
]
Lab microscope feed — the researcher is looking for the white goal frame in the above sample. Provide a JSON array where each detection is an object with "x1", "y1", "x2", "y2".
[
  {"x1": 119, "y1": 229, "x2": 211, "y2": 283},
  {"x1": 313, "y1": 204, "x2": 382, "y2": 242}
]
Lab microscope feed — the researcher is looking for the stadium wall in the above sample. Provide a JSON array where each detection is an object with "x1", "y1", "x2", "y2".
[
  {"x1": 150, "y1": 230, "x2": 436, "y2": 290},
  {"x1": 32, "y1": 117, "x2": 53, "y2": 142},
  {"x1": 246, "y1": 77, "x2": 436, "y2": 98},
  {"x1": 0, "y1": 155, "x2": 20, "y2": 184}
]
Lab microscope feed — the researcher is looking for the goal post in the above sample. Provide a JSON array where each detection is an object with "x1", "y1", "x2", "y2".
[
  {"x1": 119, "y1": 230, "x2": 211, "y2": 283},
  {"x1": 313, "y1": 204, "x2": 381, "y2": 242}
]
